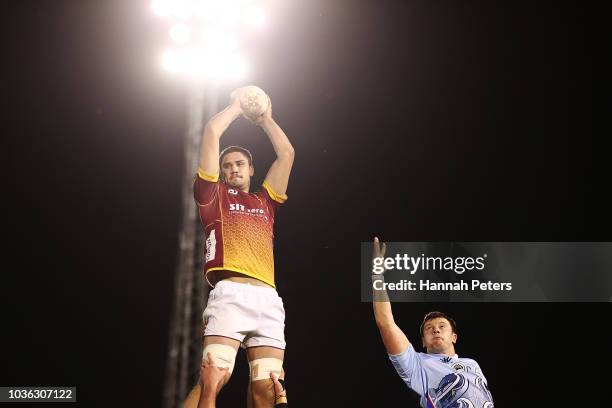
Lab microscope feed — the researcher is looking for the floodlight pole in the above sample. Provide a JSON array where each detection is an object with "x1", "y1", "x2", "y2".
[{"x1": 163, "y1": 82, "x2": 220, "y2": 408}]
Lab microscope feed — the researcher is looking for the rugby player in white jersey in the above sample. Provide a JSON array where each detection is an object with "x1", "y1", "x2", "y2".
[{"x1": 371, "y1": 237, "x2": 494, "y2": 408}]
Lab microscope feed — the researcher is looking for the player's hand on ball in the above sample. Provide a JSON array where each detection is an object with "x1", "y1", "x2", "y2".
[
  {"x1": 229, "y1": 87, "x2": 243, "y2": 111},
  {"x1": 249, "y1": 96, "x2": 272, "y2": 126},
  {"x1": 236, "y1": 85, "x2": 271, "y2": 124}
]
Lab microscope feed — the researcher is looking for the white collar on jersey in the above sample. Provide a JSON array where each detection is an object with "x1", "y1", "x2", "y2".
[{"x1": 428, "y1": 352, "x2": 459, "y2": 359}]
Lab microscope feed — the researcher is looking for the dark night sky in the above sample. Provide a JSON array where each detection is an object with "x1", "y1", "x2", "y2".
[{"x1": 1, "y1": 0, "x2": 605, "y2": 407}]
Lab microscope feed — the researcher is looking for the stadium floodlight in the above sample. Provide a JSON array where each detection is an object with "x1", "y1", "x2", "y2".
[
  {"x1": 207, "y1": 53, "x2": 248, "y2": 80},
  {"x1": 153, "y1": 0, "x2": 268, "y2": 81},
  {"x1": 243, "y1": 5, "x2": 266, "y2": 28},
  {"x1": 161, "y1": 49, "x2": 177, "y2": 71},
  {"x1": 173, "y1": 1, "x2": 193, "y2": 20},
  {"x1": 201, "y1": 28, "x2": 239, "y2": 53},
  {"x1": 152, "y1": 0, "x2": 194, "y2": 20},
  {"x1": 151, "y1": 0, "x2": 170, "y2": 17},
  {"x1": 169, "y1": 23, "x2": 191, "y2": 44},
  {"x1": 161, "y1": 48, "x2": 247, "y2": 81},
  {"x1": 154, "y1": 0, "x2": 260, "y2": 22},
  {"x1": 208, "y1": 3, "x2": 242, "y2": 27}
]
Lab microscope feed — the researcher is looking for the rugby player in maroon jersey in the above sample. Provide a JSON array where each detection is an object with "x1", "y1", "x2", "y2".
[{"x1": 184, "y1": 88, "x2": 294, "y2": 408}]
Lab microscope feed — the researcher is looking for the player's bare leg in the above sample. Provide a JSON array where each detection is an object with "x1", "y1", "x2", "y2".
[
  {"x1": 183, "y1": 336, "x2": 241, "y2": 408},
  {"x1": 247, "y1": 346, "x2": 284, "y2": 408},
  {"x1": 246, "y1": 381, "x2": 254, "y2": 408}
]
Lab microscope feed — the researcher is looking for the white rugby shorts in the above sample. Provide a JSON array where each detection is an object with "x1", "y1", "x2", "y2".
[{"x1": 202, "y1": 280, "x2": 286, "y2": 349}]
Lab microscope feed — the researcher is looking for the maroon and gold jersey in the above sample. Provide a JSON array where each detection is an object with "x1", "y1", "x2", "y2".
[{"x1": 193, "y1": 168, "x2": 287, "y2": 288}]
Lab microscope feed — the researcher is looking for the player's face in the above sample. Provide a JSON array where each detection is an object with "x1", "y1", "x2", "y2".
[
  {"x1": 421, "y1": 317, "x2": 457, "y2": 353},
  {"x1": 221, "y1": 152, "x2": 254, "y2": 191}
]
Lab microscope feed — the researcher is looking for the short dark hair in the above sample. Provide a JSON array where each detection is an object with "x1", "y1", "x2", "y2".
[
  {"x1": 219, "y1": 146, "x2": 253, "y2": 167},
  {"x1": 419, "y1": 311, "x2": 458, "y2": 337}
]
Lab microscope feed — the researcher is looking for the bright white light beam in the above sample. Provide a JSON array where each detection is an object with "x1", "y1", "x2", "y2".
[
  {"x1": 169, "y1": 23, "x2": 191, "y2": 44},
  {"x1": 243, "y1": 5, "x2": 266, "y2": 28}
]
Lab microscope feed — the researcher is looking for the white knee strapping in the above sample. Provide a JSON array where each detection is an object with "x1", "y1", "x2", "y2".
[
  {"x1": 248, "y1": 358, "x2": 283, "y2": 382},
  {"x1": 202, "y1": 344, "x2": 238, "y2": 374}
]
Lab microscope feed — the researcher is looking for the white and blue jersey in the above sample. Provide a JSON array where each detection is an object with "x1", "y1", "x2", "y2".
[{"x1": 389, "y1": 344, "x2": 494, "y2": 408}]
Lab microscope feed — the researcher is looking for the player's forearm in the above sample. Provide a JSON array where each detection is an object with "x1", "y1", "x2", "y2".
[
  {"x1": 199, "y1": 104, "x2": 242, "y2": 172},
  {"x1": 206, "y1": 104, "x2": 242, "y2": 136},
  {"x1": 197, "y1": 394, "x2": 216, "y2": 408},
  {"x1": 372, "y1": 274, "x2": 394, "y2": 326},
  {"x1": 197, "y1": 399, "x2": 215, "y2": 408},
  {"x1": 373, "y1": 297, "x2": 411, "y2": 355},
  {"x1": 261, "y1": 118, "x2": 295, "y2": 159},
  {"x1": 373, "y1": 300, "x2": 395, "y2": 327}
]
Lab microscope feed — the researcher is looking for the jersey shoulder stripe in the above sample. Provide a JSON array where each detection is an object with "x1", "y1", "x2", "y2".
[
  {"x1": 197, "y1": 168, "x2": 219, "y2": 182},
  {"x1": 262, "y1": 181, "x2": 288, "y2": 203}
]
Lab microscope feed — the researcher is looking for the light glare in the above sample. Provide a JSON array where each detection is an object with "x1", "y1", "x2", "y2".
[
  {"x1": 161, "y1": 50, "x2": 177, "y2": 71},
  {"x1": 201, "y1": 28, "x2": 239, "y2": 52},
  {"x1": 208, "y1": 54, "x2": 247, "y2": 80},
  {"x1": 153, "y1": 0, "x2": 259, "y2": 82},
  {"x1": 161, "y1": 47, "x2": 247, "y2": 81},
  {"x1": 152, "y1": 1, "x2": 170, "y2": 17},
  {"x1": 169, "y1": 24, "x2": 191, "y2": 44},
  {"x1": 243, "y1": 6, "x2": 265, "y2": 28},
  {"x1": 173, "y1": 0, "x2": 193, "y2": 19},
  {"x1": 216, "y1": 4, "x2": 242, "y2": 27}
]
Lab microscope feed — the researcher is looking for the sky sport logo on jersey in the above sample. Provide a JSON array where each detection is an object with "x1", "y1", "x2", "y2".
[
  {"x1": 372, "y1": 253, "x2": 487, "y2": 275},
  {"x1": 229, "y1": 203, "x2": 265, "y2": 214}
]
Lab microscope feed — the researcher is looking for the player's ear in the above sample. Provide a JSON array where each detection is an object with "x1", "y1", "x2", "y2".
[
  {"x1": 452, "y1": 333, "x2": 457, "y2": 344},
  {"x1": 249, "y1": 165, "x2": 254, "y2": 177}
]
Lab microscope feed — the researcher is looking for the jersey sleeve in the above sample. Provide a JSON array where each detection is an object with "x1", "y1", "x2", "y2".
[
  {"x1": 388, "y1": 344, "x2": 428, "y2": 399},
  {"x1": 194, "y1": 168, "x2": 220, "y2": 205},
  {"x1": 461, "y1": 358, "x2": 486, "y2": 380},
  {"x1": 473, "y1": 361, "x2": 483, "y2": 376},
  {"x1": 259, "y1": 181, "x2": 288, "y2": 217},
  {"x1": 468, "y1": 359, "x2": 494, "y2": 402},
  {"x1": 473, "y1": 360, "x2": 488, "y2": 384}
]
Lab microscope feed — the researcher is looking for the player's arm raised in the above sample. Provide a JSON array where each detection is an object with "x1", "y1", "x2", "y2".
[
  {"x1": 254, "y1": 98, "x2": 295, "y2": 196},
  {"x1": 372, "y1": 237, "x2": 411, "y2": 355},
  {"x1": 198, "y1": 91, "x2": 243, "y2": 174}
]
